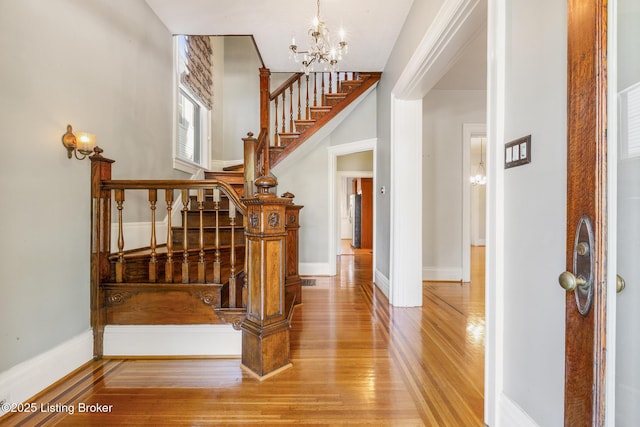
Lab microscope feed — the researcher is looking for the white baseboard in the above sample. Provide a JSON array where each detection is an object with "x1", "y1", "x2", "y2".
[
  {"x1": 374, "y1": 269, "x2": 390, "y2": 298},
  {"x1": 299, "y1": 262, "x2": 331, "y2": 276},
  {"x1": 103, "y1": 325, "x2": 241, "y2": 357},
  {"x1": 422, "y1": 267, "x2": 463, "y2": 282},
  {"x1": 0, "y1": 330, "x2": 93, "y2": 416},
  {"x1": 498, "y1": 393, "x2": 540, "y2": 427}
]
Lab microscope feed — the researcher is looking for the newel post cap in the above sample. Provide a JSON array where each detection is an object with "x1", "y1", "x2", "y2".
[{"x1": 254, "y1": 175, "x2": 277, "y2": 199}]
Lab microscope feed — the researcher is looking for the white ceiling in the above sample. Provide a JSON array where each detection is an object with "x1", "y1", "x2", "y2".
[{"x1": 145, "y1": 0, "x2": 414, "y2": 72}]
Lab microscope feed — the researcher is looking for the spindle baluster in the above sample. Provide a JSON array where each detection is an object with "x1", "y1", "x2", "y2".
[
  {"x1": 289, "y1": 84, "x2": 294, "y2": 132},
  {"x1": 181, "y1": 189, "x2": 190, "y2": 283},
  {"x1": 228, "y1": 202, "x2": 237, "y2": 308},
  {"x1": 322, "y1": 72, "x2": 326, "y2": 105},
  {"x1": 314, "y1": 72, "x2": 318, "y2": 106},
  {"x1": 281, "y1": 92, "x2": 286, "y2": 134},
  {"x1": 213, "y1": 188, "x2": 221, "y2": 284},
  {"x1": 115, "y1": 189, "x2": 125, "y2": 283},
  {"x1": 338, "y1": 72, "x2": 342, "y2": 93},
  {"x1": 329, "y1": 71, "x2": 333, "y2": 94},
  {"x1": 165, "y1": 189, "x2": 174, "y2": 282},
  {"x1": 197, "y1": 189, "x2": 206, "y2": 283},
  {"x1": 305, "y1": 74, "x2": 310, "y2": 119},
  {"x1": 148, "y1": 189, "x2": 158, "y2": 282},
  {"x1": 297, "y1": 76, "x2": 302, "y2": 121},
  {"x1": 274, "y1": 96, "x2": 279, "y2": 146}
]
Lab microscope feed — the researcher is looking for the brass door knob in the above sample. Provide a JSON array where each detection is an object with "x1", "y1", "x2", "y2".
[
  {"x1": 617, "y1": 275, "x2": 626, "y2": 293},
  {"x1": 559, "y1": 271, "x2": 587, "y2": 291}
]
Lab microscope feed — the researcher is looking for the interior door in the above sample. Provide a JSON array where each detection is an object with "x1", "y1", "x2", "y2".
[
  {"x1": 563, "y1": 0, "x2": 608, "y2": 425},
  {"x1": 614, "y1": 1, "x2": 640, "y2": 424}
]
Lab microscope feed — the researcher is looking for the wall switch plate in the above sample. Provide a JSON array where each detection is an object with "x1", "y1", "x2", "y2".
[{"x1": 505, "y1": 135, "x2": 531, "y2": 169}]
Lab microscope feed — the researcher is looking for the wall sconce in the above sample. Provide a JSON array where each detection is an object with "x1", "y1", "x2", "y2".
[{"x1": 61, "y1": 124, "x2": 97, "y2": 160}]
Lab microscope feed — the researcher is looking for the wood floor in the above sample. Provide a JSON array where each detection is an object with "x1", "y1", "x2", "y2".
[{"x1": 1, "y1": 248, "x2": 485, "y2": 426}]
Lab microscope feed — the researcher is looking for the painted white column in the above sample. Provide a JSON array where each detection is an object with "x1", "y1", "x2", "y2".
[{"x1": 389, "y1": 96, "x2": 423, "y2": 307}]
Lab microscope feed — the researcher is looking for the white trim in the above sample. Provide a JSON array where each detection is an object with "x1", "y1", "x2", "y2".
[
  {"x1": 103, "y1": 325, "x2": 240, "y2": 357},
  {"x1": 299, "y1": 262, "x2": 332, "y2": 276},
  {"x1": 605, "y1": 1, "x2": 618, "y2": 425},
  {"x1": 0, "y1": 330, "x2": 93, "y2": 416},
  {"x1": 374, "y1": 269, "x2": 390, "y2": 298},
  {"x1": 486, "y1": 0, "x2": 506, "y2": 425},
  {"x1": 389, "y1": 96, "x2": 423, "y2": 307},
  {"x1": 327, "y1": 139, "x2": 377, "y2": 277},
  {"x1": 498, "y1": 393, "x2": 541, "y2": 427},
  {"x1": 422, "y1": 267, "x2": 463, "y2": 282},
  {"x1": 393, "y1": 0, "x2": 487, "y2": 99},
  {"x1": 462, "y1": 123, "x2": 487, "y2": 282},
  {"x1": 173, "y1": 156, "x2": 207, "y2": 176}
]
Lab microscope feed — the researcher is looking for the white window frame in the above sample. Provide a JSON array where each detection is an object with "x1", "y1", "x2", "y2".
[{"x1": 173, "y1": 36, "x2": 210, "y2": 174}]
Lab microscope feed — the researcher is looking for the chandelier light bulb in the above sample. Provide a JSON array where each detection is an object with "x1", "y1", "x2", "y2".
[{"x1": 288, "y1": 0, "x2": 348, "y2": 74}]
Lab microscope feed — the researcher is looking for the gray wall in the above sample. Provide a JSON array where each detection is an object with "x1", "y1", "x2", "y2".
[
  {"x1": 276, "y1": 90, "x2": 377, "y2": 265},
  {"x1": 501, "y1": 0, "x2": 567, "y2": 424},
  {"x1": 422, "y1": 89, "x2": 486, "y2": 277},
  {"x1": 221, "y1": 37, "x2": 262, "y2": 161},
  {"x1": 0, "y1": 0, "x2": 179, "y2": 372},
  {"x1": 376, "y1": 0, "x2": 445, "y2": 279}
]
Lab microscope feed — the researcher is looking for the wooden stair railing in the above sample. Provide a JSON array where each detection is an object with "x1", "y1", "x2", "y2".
[
  {"x1": 91, "y1": 149, "x2": 296, "y2": 378},
  {"x1": 263, "y1": 69, "x2": 381, "y2": 168}
]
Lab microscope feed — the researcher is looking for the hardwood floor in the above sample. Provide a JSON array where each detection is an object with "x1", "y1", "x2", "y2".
[{"x1": 1, "y1": 249, "x2": 485, "y2": 426}]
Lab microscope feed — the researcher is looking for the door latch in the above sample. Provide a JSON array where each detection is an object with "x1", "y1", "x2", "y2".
[{"x1": 558, "y1": 215, "x2": 594, "y2": 315}]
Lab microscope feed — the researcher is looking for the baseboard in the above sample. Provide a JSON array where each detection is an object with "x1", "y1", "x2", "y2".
[
  {"x1": 0, "y1": 330, "x2": 93, "y2": 416},
  {"x1": 374, "y1": 269, "x2": 390, "y2": 298},
  {"x1": 103, "y1": 325, "x2": 241, "y2": 357},
  {"x1": 299, "y1": 263, "x2": 331, "y2": 276},
  {"x1": 422, "y1": 267, "x2": 463, "y2": 282},
  {"x1": 498, "y1": 393, "x2": 540, "y2": 427}
]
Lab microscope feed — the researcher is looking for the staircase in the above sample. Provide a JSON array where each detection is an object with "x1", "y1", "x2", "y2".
[
  {"x1": 88, "y1": 67, "x2": 379, "y2": 365},
  {"x1": 266, "y1": 71, "x2": 381, "y2": 168}
]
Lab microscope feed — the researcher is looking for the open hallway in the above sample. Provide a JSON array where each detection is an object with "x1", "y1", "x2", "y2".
[{"x1": 1, "y1": 249, "x2": 484, "y2": 426}]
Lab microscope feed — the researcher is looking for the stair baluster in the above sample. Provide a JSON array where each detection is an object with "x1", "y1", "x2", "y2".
[
  {"x1": 213, "y1": 188, "x2": 221, "y2": 284},
  {"x1": 274, "y1": 96, "x2": 279, "y2": 147},
  {"x1": 289, "y1": 83, "x2": 294, "y2": 132},
  {"x1": 197, "y1": 189, "x2": 206, "y2": 283},
  {"x1": 165, "y1": 189, "x2": 174, "y2": 283},
  {"x1": 313, "y1": 72, "x2": 318, "y2": 107},
  {"x1": 229, "y1": 202, "x2": 237, "y2": 308},
  {"x1": 181, "y1": 189, "x2": 190, "y2": 283},
  {"x1": 115, "y1": 189, "x2": 125, "y2": 283},
  {"x1": 297, "y1": 76, "x2": 302, "y2": 122},
  {"x1": 305, "y1": 74, "x2": 310, "y2": 120},
  {"x1": 149, "y1": 189, "x2": 158, "y2": 282}
]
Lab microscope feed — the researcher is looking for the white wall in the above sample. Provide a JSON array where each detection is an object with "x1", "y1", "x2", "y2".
[
  {"x1": 222, "y1": 36, "x2": 261, "y2": 161},
  {"x1": 497, "y1": 0, "x2": 567, "y2": 425},
  {"x1": 376, "y1": 0, "x2": 446, "y2": 281},
  {"x1": 0, "y1": 0, "x2": 179, "y2": 375},
  {"x1": 211, "y1": 36, "x2": 225, "y2": 162},
  {"x1": 422, "y1": 89, "x2": 486, "y2": 281}
]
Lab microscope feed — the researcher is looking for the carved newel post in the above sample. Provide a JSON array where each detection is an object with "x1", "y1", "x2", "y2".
[{"x1": 241, "y1": 175, "x2": 293, "y2": 380}]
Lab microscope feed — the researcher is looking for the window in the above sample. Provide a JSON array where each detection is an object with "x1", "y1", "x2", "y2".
[
  {"x1": 174, "y1": 35, "x2": 212, "y2": 172},
  {"x1": 177, "y1": 89, "x2": 201, "y2": 164}
]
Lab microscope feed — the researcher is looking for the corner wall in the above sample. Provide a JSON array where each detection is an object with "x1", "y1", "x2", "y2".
[{"x1": 0, "y1": 0, "x2": 176, "y2": 385}]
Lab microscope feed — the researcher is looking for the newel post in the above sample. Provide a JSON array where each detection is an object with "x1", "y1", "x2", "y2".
[
  {"x1": 241, "y1": 176, "x2": 293, "y2": 380},
  {"x1": 89, "y1": 147, "x2": 114, "y2": 359},
  {"x1": 282, "y1": 192, "x2": 303, "y2": 307},
  {"x1": 242, "y1": 132, "x2": 257, "y2": 198}
]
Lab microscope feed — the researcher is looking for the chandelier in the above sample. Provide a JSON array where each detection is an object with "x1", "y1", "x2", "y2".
[
  {"x1": 470, "y1": 138, "x2": 487, "y2": 186},
  {"x1": 289, "y1": 0, "x2": 348, "y2": 74}
]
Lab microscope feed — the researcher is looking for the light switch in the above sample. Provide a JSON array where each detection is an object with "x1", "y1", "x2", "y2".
[{"x1": 505, "y1": 135, "x2": 531, "y2": 169}]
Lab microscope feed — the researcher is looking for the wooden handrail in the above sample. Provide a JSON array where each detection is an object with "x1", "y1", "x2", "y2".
[
  {"x1": 102, "y1": 179, "x2": 247, "y2": 216},
  {"x1": 270, "y1": 72, "x2": 304, "y2": 101}
]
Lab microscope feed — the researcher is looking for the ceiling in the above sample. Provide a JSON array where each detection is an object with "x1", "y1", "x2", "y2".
[{"x1": 145, "y1": 0, "x2": 414, "y2": 72}]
